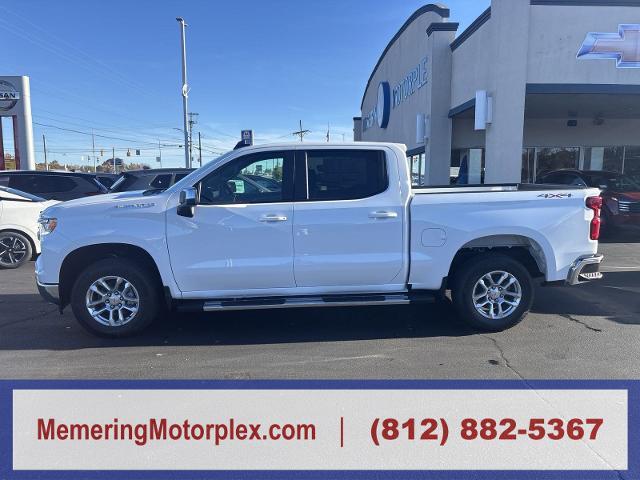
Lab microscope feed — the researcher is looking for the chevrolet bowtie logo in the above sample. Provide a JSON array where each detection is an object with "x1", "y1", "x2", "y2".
[{"x1": 577, "y1": 24, "x2": 640, "y2": 68}]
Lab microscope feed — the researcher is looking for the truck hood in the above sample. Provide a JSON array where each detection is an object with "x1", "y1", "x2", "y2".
[{"x1": 41, "y1": 190, "x2": 168, "y2": 217}]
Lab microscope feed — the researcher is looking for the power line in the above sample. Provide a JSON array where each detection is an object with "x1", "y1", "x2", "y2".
[{"x1": 33, "y1": 122, "x2": 183, "y2": 147}]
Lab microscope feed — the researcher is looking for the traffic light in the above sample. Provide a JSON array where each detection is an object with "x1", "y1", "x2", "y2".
[{"x1": 126, "y1": 149, "x2": 131, "y2": 157}]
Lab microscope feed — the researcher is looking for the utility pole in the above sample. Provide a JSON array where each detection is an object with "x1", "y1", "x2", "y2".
[
  {"x1": 326, "y1": 122, "x2": 330, "y2": 142},
  {"x1": 112, "y1": 147, "x2": 116, "y2": 174},
  {"x1": 91, "y1": 130, "x2": 96, "y2": 172},
  {"x1": 176, "y1": 17, "x2": 190, "y2": 169},
  {"x1": 42, "y1": 134, "x2": 48, "y2": 171},
  {"x1": 292, "y1": 120, "x2": 310, "y2": 142},
  {"x1": 198, "y1": 131, "x2": 202, "y2": 167},
  {"x1": 188, "y1": 112, "x2": 198, "y2": 168},
  {"x1": 158, "y1": 140, "x2": 163, "y2": 168}
]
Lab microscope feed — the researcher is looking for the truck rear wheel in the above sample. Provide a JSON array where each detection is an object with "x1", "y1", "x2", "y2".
[
  {"x1": 451, "y1": 253, "x2": 533, "y2": 331},
  {"x1": 70, "y1": 258, "x2": 159, "y2": 337}
]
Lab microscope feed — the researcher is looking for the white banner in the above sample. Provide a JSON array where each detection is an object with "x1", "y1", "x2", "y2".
[{"x1": 13, "y1": 389, "x2": 627, "y2": 471}]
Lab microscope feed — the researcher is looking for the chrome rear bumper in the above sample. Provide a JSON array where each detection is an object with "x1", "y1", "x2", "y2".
[{"x1": 566, "y1": 254, "x2": 604, "y2": 285}]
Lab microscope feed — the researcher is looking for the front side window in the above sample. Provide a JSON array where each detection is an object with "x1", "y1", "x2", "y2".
[
  {"x1": 305, "y1": 149, "x2": 387, "y2": 201},
  {"x1": 199, "y1": 152, "x2": 289, "y2": 205}
]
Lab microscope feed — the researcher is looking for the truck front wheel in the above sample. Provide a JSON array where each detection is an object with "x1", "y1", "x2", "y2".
[
  {"x1": 70, "y1": 258, "x2": 159, "y2": 337},
  {"x1": 451, "y1": 254, "x2": 534, "y2": 331}
]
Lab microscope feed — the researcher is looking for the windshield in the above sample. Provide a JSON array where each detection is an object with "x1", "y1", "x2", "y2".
[
  {"x1": 0, "y1": 185, "x2": 45, "y2": 202},
  {"x1": 587, "y1": 173, "x2": 640, "y2": 192}
]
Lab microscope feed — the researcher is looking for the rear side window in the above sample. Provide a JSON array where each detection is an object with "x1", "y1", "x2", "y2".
[
  {"x1": 10, "y1": 175, "x2": 76, "y2": 193},
  {"x1": 305, "y1": 150, "x2": 387, "y2": 201},
  {"x1": 149, "y1": 174, "x2": 173, "y2": 189},
  {"x1": 174, "y1": 173, "x2": 189, "y2": 182}
]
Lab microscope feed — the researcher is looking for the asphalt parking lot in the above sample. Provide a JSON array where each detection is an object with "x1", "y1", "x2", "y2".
[{"x1": 0, "y1": 233, "x2": 638, "y2": 380}]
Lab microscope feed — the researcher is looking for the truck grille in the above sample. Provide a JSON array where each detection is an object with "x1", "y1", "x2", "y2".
[{"x1": 618, "y1": 200, "x2": 640, "y2": 213}]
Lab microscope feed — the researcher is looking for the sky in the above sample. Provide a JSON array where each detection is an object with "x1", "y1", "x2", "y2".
[{"x1": 3, "y1": 0, "x2": 490, "y2": 168}]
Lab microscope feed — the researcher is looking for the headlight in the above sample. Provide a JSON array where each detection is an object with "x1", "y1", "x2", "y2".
[{"x1": 38, "y1": 216, "x2": 58, "y2": 238}]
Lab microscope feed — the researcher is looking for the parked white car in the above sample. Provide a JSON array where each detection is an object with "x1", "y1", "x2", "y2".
[
  {"x1": 0, "y1": 186, "x2": 58, "y2": 269},
  {"x1": 35, "y1": 143, "x2": 603, "y2": 337}
]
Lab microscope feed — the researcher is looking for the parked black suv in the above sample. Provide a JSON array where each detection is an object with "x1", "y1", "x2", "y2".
[
  {"x1": 109, "y1": 168, "x2": 194, "y2": 192},
  {"x1": 0, "y1": 171, "x2": 108, "y2": 201}
]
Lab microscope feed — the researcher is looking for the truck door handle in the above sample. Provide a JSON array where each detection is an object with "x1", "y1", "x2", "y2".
[
  {"x1": 369, "y1": 211, "x2": 398, "y2": 219},
  {"x1": 259, "y1": 214, "x2": 288, "y2": 222}
]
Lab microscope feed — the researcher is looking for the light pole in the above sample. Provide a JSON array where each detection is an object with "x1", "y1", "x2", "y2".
[{"x1": 176, "y1": 17, "x2": 190, "y2": 169}]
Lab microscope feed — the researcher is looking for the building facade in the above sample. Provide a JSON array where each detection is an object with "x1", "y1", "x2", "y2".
[
  {"x1": 355, "y1": 0, "x2": 640, "y2": 185},
  {"x1": 0, "y1": 76, "x2": 35, "y2": 170}
]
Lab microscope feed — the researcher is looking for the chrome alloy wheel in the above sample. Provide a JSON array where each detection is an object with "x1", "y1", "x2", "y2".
[
  {"x1": 0, "y1": 234, "x2": 28, "y2": 267},
  {"x1": 85, "y1": 276, "x2": 140, "y2": 327},
  {"x1": 472, "y1": 271, "x2": 522, "y2": 320}
]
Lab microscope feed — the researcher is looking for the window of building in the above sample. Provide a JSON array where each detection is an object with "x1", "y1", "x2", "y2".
[
  {"x1": 583, "y1": 147, "x2": 624, "y2": 173},
  {"x1": 623, "y1": 146, "x2": 640, "y2": 177},
  {"x1": 408, "y1": 153, "x2": 426, "y2": 187},
  {"x1": 451, "y1": 148, "x2": 484, "y2": 185},
  {"x1": 535, "y1": 147, "x2": 579, "y2": 177},
  {"x1": 521, "y1": 148, "x2": 535, "y2": 183},
  {"x1": 306, "y1": 149, "x2": 387, "y2": 201}
]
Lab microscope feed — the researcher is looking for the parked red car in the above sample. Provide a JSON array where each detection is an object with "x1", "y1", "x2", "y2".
[{"x1": 537, "y1": 169, "x2": 640, "y2": 231}]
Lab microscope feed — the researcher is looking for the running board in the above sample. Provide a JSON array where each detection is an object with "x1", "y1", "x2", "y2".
[
  {"x1": 176, "y1": 292, "x2": 434, "y2": 313},
  {"x1": 174, "y1": 291, "x2": 437, "y2": 312},
  {"x1": 203, "y1": 293, "x2": 412, "y2": 311}
]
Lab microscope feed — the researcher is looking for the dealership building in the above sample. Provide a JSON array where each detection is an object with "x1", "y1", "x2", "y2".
[{"x1": 354, "y1": 0, "x2": 640, "y2": 185}]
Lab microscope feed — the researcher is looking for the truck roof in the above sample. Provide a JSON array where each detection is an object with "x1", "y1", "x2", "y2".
[{"x1": 232, "y1": 141, "x2": 407, "y2": 153}]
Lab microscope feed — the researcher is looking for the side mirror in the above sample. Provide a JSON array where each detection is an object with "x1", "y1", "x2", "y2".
[
  {"x1": 177, "y1": 187, "x2": 198, "y2": 217},
  {"x1": 179, "y1": 187, "x2": 198, "y2": 206}
]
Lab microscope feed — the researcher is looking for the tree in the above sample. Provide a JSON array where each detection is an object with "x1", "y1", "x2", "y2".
[{"x1": 272, "y1": 164, "x2": 283, "y2": 181}]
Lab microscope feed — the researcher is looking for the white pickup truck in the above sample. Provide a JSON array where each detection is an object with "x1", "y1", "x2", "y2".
[{"x1": 36, "y1": 143, "x2": 603, "y2": 337}]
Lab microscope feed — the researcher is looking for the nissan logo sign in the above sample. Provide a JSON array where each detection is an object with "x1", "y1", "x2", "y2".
[{"x1": 0, "y1": 80, "x2": 20, "y2": 112}]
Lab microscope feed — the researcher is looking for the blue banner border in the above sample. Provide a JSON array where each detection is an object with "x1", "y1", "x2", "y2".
[{"x1": 0, "y1": 379, "x2": 636, "y2": 480}]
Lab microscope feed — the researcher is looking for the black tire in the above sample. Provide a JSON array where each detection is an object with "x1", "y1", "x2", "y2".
[
  {"x1": 451, "y1": 253, "x2": 534, "y2": 332},
  {"x1": 70, "y1": 258, "x2": 159, "y2": 338},
  {"x1": 0, "y1": 231, "x2": 33, "y2": 269}
]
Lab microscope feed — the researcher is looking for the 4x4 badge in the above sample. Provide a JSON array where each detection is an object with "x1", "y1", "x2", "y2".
[{"x1": 537, "y1": 193, "x2": 572, "y2": 199}]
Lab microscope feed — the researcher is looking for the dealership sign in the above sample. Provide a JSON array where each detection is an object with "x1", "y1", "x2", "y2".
[
  {"x1": 578, "y1": 24, "x2": 640, "y2": 68},
  {"x1": 0, "y1": 79, "x2": 20, "y2": 111},
  {"x1": 392, "y1": 56, "x2": 428, "y2": 108},
  {"x1": 363, "y1": 57, "x2": 428, "y2": 131}
]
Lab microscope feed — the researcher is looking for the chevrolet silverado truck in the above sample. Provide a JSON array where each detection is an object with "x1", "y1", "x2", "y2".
[{"x1": 35, "y1": 143, "x2": 603, "y2": 337}]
